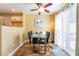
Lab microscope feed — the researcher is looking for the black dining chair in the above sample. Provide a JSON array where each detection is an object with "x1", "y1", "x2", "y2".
[
  {"x1": 28, "y1": 31, "x2": 33, "y2": 43},
  {"x1": 46, "y1": 31, "x2": 50, "y2": 43},
  {"x1": 39, "y1": 31, "x2": 50, "y2": 53},
  {"x1": 32, "y1": 37, "x2": 39, "y2": 53}
]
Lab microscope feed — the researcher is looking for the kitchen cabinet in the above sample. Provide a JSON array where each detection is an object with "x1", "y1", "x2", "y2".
[{"x1": 0, "y1": 13, "x2": 23, "y2": 27}]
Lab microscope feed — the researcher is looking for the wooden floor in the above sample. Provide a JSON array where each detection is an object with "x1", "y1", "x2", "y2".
[{"x1": 14, "y1": 41, "x2": 54, "y2": 56}]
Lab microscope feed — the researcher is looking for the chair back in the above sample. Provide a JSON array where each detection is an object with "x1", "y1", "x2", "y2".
[
  {"x1": 46, "y1": 31, "x2": 50, "y2": 43},
  {"x1": 32, "y1": 37, "x2": 39, "y2": 44},
  {"x1": 39, "y1": 31, "x2": 50, "y2": 44},
  {"x1": 28, "y1": 31, "x2": 32, "y2": 43}
]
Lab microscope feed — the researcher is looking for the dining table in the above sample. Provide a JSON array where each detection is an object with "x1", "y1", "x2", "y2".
[{"x1": 31, "y1": 33, "x2": 47, "y2": 53}]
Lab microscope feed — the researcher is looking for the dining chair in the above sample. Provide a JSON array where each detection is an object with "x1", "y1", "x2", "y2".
[
  {"x1": 39, "y1": 31, "x2": 50, "y2": 54},
  {"x1": 46, "y1": 31, "x2": 50, "y2": 43},
  {"x1": 28, "y1": 31, "x2": 33, "y2": 43},
  {"x1": 32, "y1": 37, "x2": 39, "y2": 53}
]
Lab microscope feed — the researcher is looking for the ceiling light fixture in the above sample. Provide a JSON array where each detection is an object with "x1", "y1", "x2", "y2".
[
  {"x1": 30, "y1": 3, "x2": 52, "y2": 15},
  {"x1": 38, "y1": 7, "x2": 44, "y2": 12}
]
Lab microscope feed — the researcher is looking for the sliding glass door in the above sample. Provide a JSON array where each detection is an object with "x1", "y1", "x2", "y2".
[
  {"x1": 55, "y1": 4, "x2": 77, "y2": 56},
  {"x1": 66, "y1": 4, "x2": 76, "y2": 55}
]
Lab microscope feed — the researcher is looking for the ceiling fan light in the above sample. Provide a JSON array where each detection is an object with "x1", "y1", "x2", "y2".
[{"x1": 38, "y1": 7, "x2": 44, "y2": 12}]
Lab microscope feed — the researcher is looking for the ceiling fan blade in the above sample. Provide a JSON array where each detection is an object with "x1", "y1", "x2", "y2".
[
  {"x1": 44, "y1": 9, "x2": 50, "y2": 13},
  {"x1": 36, "y1": 3, "x2": 43, "y2": 8},
  {"x1": 39, "y1": 3, "x2": 42, "y2": 6},
  {"x1": 44, "y1": 3, "x2": 52, "y2": 8},
  {"x1": 30, "y1": 9, "x2": 38, "y2": 11},
  {"x1": 38, "y1": 12, "x2": 41, "y2": 15},
  {"x1": 36, "y1": 3, "x2": 40, "y2": 8}
]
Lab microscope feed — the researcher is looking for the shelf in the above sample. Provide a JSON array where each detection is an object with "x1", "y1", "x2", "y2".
[{"x1": 11, "y1": 21, "x2": 22, "y2": 23}]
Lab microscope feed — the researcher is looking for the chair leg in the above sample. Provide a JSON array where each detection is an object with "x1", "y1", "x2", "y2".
[{"x1": 44, "y1": 44, "x2": 46, "y2": 54}]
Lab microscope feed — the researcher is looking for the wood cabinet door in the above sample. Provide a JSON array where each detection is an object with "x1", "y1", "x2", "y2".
[{"x1": 0, "y1": 16, "x2": 5, "y2": 25}]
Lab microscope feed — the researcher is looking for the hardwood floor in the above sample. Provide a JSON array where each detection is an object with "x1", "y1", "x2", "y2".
[{"x1": 14, "y1": 41, "x2": 54, "y2": 56}]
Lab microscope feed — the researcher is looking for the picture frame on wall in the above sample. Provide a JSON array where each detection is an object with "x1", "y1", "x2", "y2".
[{"x1": 35, "y1": 19, "x2": 44, "y2": 28}]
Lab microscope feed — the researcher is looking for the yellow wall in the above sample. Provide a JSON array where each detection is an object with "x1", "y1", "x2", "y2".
[
  {"x1": 23, "y1": 14, "x2": 51, "y2": 39},
  {"x1": 0, "y1": 26, "x2": 1, "y2": 55},
  {"x1": 50, "y1": 15, "x2": 55, "y2": 42},
  {"x1": 2, "y1": 26, "x2": 25, "y2": 55}
]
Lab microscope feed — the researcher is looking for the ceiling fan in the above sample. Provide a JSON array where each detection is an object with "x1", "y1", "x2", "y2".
[{"x1": 30, "y1": 3, "x2": 52, "y2": 15}]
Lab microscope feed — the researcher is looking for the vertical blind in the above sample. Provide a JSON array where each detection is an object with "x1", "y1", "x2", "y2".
[{"x1": 55, "y1": 4, "x2": 77, "y2": 56}]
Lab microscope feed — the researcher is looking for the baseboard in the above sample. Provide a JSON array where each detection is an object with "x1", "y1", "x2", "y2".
[{"x1": 8, "y1": 40, "x2": 28, "y2": 56}]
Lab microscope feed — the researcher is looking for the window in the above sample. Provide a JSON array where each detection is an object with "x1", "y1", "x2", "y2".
[{"x1": 55, "y1": 4, "x2": 77, "y2": 55}]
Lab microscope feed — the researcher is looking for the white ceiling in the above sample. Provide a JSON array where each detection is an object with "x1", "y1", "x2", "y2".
[{"x1": 0, "y1": 3, "x2": 65, "y2": 15}]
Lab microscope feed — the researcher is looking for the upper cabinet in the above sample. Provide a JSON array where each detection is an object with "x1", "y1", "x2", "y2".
[
  {"x1": 0, "y1": 16, "x2": 5, "y2": 25},
  {"x1": 0, "y1": 13, "x2": 23, "y2": 27}
]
